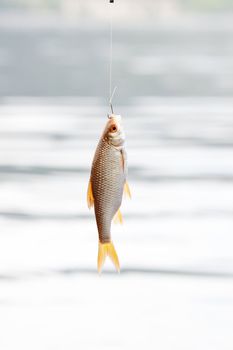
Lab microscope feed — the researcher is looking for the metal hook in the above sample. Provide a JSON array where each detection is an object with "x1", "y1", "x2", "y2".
[
  {"x1": 110, "y1": 103, "x2": 114, "y2": 114},
  {"x1": 108, "y1": 103, "x2": 114, "y2": 118},
  {"x1": 109, "y1": 86, "x2": 117, "y2": 116}
]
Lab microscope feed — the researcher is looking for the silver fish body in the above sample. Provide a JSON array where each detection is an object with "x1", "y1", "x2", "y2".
[
  {"x1": 87, "y1": 114, "x2": 130, "y2": 272},
  {"x1": 91, "y1": 138, "x2": 125, "y2": 243}
]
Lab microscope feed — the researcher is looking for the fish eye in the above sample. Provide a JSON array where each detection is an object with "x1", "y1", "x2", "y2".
[{"x1": 109, "y1": 124, "x2": 117, "y2": 133}]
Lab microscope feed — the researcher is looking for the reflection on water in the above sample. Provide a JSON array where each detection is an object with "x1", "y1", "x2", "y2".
[{"x1": 1, "y1": 267, "x2": 233, "y2": 281}]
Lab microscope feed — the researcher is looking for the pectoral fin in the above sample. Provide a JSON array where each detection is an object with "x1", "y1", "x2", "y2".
[
  {"x1": 87, "y1": 179, "x2": 94, "y2": 209},
  {"x1": 120, "y1": 149, "x2": 127, "y2": 174},
  {"x1": 113, "y1": 209, "x2": 123, "y2": 224},
  {"x1": 124, "y1": 181, "x2": 131, "y2": 199}
]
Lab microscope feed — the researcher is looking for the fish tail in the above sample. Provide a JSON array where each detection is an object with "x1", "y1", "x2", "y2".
[{"x1": 97, "y1": 241, "x2": 120, "y2": 273}]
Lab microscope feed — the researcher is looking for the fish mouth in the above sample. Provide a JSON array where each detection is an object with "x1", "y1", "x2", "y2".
[
  {"x1": 108, "y1": 114, "x2": 122, "y2": 132},
  {"x1": 103, "y1": 114, "x2": 125, "y2": 147},
  {"x1": 107, "y1": 115, "x2": 125, "y2": 147}
]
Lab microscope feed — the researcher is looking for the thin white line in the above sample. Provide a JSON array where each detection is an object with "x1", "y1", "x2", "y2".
[
  {"x1": 109, "y1": 2, "x2": 113, "y2": 104},
  {"x1": 109, "y1": 86, "x2": 117, "y2": 105}
]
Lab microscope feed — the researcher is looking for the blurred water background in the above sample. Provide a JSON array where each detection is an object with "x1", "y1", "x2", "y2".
[{"x1": 0, "y1": 1, "x2": 233, "y2": 349}]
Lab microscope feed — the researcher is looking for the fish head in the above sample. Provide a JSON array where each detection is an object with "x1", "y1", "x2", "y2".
[{"x1": 103, "y1": 114, "x2": 125, "y2": 147}]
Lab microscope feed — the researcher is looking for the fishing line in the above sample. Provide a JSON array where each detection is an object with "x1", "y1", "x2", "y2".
[{"x1": 109, "y1": 0, "x2": 117, "y2": 114}]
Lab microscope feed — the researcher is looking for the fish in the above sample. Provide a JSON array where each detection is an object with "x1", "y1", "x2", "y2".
[{"x1": 87, "y1": 114, "x2": 131, "y2": 273}]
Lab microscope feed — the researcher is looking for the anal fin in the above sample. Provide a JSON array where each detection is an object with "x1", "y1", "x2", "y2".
[
  {"x1": 124, "y1": 181, "x2": 131, "y2": 199},
  {"x1": 113, "y1": 209, "x2": 123, "y2": 224}
]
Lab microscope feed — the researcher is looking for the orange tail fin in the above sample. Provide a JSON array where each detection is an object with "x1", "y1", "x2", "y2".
[{"x1": 97, "y1": 242, "x2": 120, "y2": 273}]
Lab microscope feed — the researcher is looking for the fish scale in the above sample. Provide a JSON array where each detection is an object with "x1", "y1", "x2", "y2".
[
  {"x1": 87, "y1": 115, "x2": 130, "y2": 272},
  {"x1": 91, "y1": 138, "x2": 125, "y2": 243}
]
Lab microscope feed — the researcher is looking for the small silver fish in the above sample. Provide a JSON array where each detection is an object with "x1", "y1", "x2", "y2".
[{"x1": 87, "y1": 114, "x2": 131, "y2": 273}]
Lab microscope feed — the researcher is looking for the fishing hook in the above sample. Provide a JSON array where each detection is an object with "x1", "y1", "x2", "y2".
[{"x1": 109, "y1": 86, "x2": 117, "y2": 117}]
